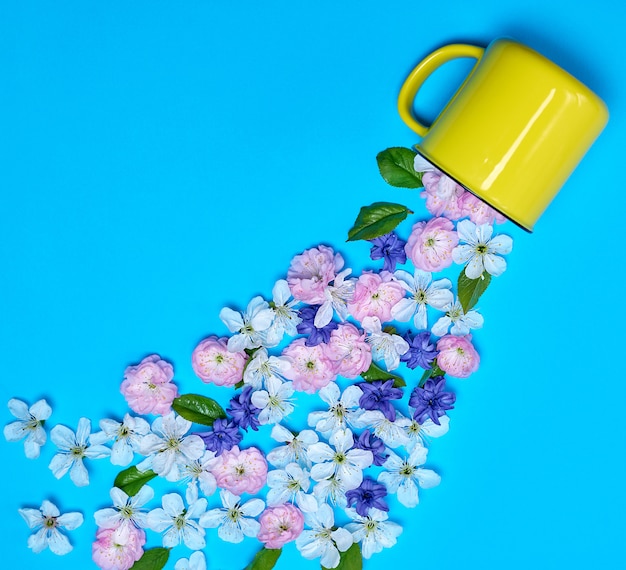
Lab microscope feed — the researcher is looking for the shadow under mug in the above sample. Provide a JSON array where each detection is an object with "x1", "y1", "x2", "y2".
[{"x1": 397, "y1": 38, "x2": 609, "y2": 231}]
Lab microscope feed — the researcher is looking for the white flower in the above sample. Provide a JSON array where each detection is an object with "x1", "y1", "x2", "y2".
[
  {"x1": 91, "y1": 413, "x2": 150, "y2": 466},
  {"x1": 295, "y1": 503, "x2": 353, "y2": 569},
  {"x1": 4, "y1": 398, "x2": 52, "y2": 459},
  {"x1": 48, "y1": 417, "x2": 111, "y2": 487},
  {"x1": 404, "y1": 415, "x2": 450, "y2": 452},
  {"x1": 137, "y1": 412, "x2": 205, "y2": 482},
  {"x1": 250, "y1": 375, "x2": 295, "y2": 425},
  {"x1": 378, "y1": 445, "x2": 440, "y2": 508},
  {"x1": 242, "y1": 347, "x2": 292, "y2": 390},
  {"x1": 199, "y1": 489, "x2": 264, "y2": 544},
  {"x1": 266, "y1": 462, "x2": 318, "y2": 512},
  {"x1": 361, "y1": 316, "x2": 409, "y2": 371},
  {"x1": 146, "y1": 489, "x2": 207, "y2": 550},
  {"x1": 307, "y1": 383, "x2": 363, "y2": 438},
  {"x1": 180, "y1": 450, "x2": 219, "y2": 498},
  {"x1": 352, "y1": 410, "x2": 411, "y2": 449},
  {"x1": 345, "y1": 507, "x2": 402, "y2": 559},
  {"x1": 266, "y1": 424, "x2": 319, "y2": 469},
  {"x1": 175, "y1": 551, "x2": 207, "y2": 570},
  {"x1": 452, "y1": 220, "x2": 513, "y2": 279},
  {"x1": 19, "y1": 499, "x2": 83, "y2": 555},
  {"x1": 315, "y1": 268, "x2": 356, "y2": 328},
  {"x1": 431, "y1": 299, "x2": 484, "y2": 336},
  {"x1": 219, "y1": 296, "x2": 275, "y2": 352},
  {"x1": 308, "y1": 428, "x2": 372, "y2": 491},
  {"x1": 391, "y1": 269, "x2": 453, "y2": 330},
  {"x1": 264, "y1": 279, "x2": 302, "y2": 346},
  {"x1": 312, "y1": 475, "x2": 348, "y2": 508},
  {"x1": 94, "y1": 485, "x2": 154, "y2": 530}
]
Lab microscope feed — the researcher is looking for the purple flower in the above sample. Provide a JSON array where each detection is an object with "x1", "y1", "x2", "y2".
[
  {"x1": 196, "y1": 418, "x2": 242, "y2": 455},
  {"x1": 345, "y1": 476, "x2": 389, "y2": 517},
  {"x1": 296, "y1": 305, "x2": 338, "y2": 346},
  {"x1": 401, "y1": 331, "x2": 439, "y2": 370},
  {"x1": 409, "y1": 376, "x2": 456, "y2": 425},
  {"x1": 357, "y1": 380, "x2": 403, "y2": 421},
  {"x1": 353, "y1": 429, "x2": 388, "y2": 467},
  {"x1": 226, "y1": 386, "x2": 261, "y2": 432},
  {"x1": 369, "y1": 232, "x2": 407, "y2": 272}
]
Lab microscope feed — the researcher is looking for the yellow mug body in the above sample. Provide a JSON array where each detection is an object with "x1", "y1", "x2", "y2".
[{"x1": 398, "y1": 38, "x2": 609, "y2": 231}]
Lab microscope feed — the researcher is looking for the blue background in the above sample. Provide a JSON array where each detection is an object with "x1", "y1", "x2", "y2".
[{"x1": 1, "y1": 1, "x2": 625, "y2": 569}]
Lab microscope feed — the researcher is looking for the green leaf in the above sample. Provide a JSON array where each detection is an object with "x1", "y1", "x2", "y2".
[
  {"x1": 376, "y1": 147, "x2": 423, "y2": 188},
  {"x1": 172, "y1": 393, "x2": 226, "y2": 426},
  {"x1": 244, "y1": 547, "x2": 282, "y2": 570},
  {"x1": 457, "y1": 270, "x2": 492, "y2": 312},
  {"x1": 418, "y1": 359, "x2": 445, "y2": 387},
  {"x1": 129, "y1": 547, "x2": 170, "y2": 570},
  {"x1": 113, "y1": 466, "x2": 157, "y2": 497},
  {"x1": 323, "y1": 543, "x2": 363, "y2": 570},
  {"x1": 347, "y1": 202, "x2": 412, "y2": 242},
  {"x1": 361, "y1": 361, "x2": 406, "y2": 388}
]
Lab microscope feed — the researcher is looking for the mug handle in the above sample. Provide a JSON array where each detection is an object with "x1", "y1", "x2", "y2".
[{"x1": 398, "y1": 44, "x2": 485, "y2": 137}]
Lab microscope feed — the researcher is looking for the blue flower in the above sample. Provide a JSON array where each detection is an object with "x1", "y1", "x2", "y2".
[
  {"x1": 226, "y1": 386, "x2": 261, "y2": 432},
  {"x1": 196, "y1": 418, "x2": 242, "y2": 455},
  {"x1": 409, "y1": 377, "x2": 455, "y2": 425},
  {"x1": 400, "y1": 331, "x2": 438, "y2": 370},
  {"x1": 356, "y1": 380, "x2": 403, "y2": 421},
  {"x1": 369, "y1": 232, "x2": 407, "y2": 272},
  {"x1": 352, "y1": 429, "x2": 388, "y2": 467},
  {"x1": 346, "y1": 476, "x2": 389, "y2": 517},
  {"x1": 296, "y1": 305, "x2": 338, "y2": 346}
]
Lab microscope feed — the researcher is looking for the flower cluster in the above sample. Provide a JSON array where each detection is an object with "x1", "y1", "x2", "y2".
[{"x1": 4, "y1": 149, "x2": 513, "y2": 569}]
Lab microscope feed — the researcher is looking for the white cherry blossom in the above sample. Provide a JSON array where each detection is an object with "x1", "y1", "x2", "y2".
[
  {"x1": 94, "y1": 485, "x2": 154, "y2": 530},
  {"x1": 295, "y1": 503, "x2": 353, "y2": 569},
  {"x1": 19, "y1": 499, "x2": 83, "y2": 555},
  {"x1": 250, "y1": 375, "x2": 295, "y2": 425},
  {"x1": 431, "y1": 298, "x2": 483, "y2": 337},
  {"x1": 4, "y1": 398, "x2": 52, "y2": 459},
  {"x1": 266, "y1": 424, "x2": 319, "y2": 469},
  {"x1": 307, "y1": 382, "x2": 363, "y2": 438},
  {"x1": 91, "y1": 413, "x2": 150, "y2": 466},
  {"x1": 314, "y1": 268, "x2": 357, "y2": 328},
  {"x1": 452, "y1": 220, "x2": 513, "y2": 279},
  {"x1": 137, "y1": 412, "x2": 205, "y2": 482},
  {"x1": 146, "y1": 489, "x2": 207, "y2": 550},
  {"x1": 391, "y1": 269, "x2": 453, "y2": 330},
  {"x1": 48, "y1": 417, "x2": 111, "y2": 487},
  {"x1": 345, "y1": 507, "x2": 403, "y2": 559},
  {"x1": 361, "y1": 316, "x2": 409, "y2": 371},
  {"x1": 266, "y1": 462, "x2": 318, "y2": 512},
  {"x1": 378, "y1": 445, "x2": 440, "y2": 508},
  {"x1": 219, "y1": 296, "x2": 275, "y2": 352},
  {"x1": 242, "y1": 347, "x2": 292, "y2": 390},
  {"x1": 199, "y1": 489, "x2": 264, "y2": 544}
]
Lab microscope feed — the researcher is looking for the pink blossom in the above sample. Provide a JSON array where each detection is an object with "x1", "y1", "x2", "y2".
[
  {"x1": 281, "y1": 338, "x2": 337, "y2": 393},
  {"x1": 120, "y1": 355, "x2": 178, "y2": 416},
  {"x1": 212, "y1": 446, "x2": 268, "y2": 495},
  {"x1": 92, "y1": 525, "x2": 146, "y2": 570},
  {"x1": 347, "y1": 271, "x2": 405, "y2": 324},
  {"x1": 326, "y1": 323, "x2": 372, "y2": 379},
  {"x1": 436, "y1": 334, "x2": 480, "y2": 378},
  {"x1": 287, "y1": 245, "x2": 344, "y2": 304},
  {"x1": 421, "y1": 170, "x2": 466, "y2": 220},
  {"x1": 192, "y1": 336, "x2": 247, "y2": 386},
  {"x1": 258, "y1": 503, "x2": 305, "y2": 549},
  {"x1": 405, "y1": 217, "x2": 458, "y2": 272},
  {"x1": 458, "y1": 192, "x2": 507, "y2": 225}
]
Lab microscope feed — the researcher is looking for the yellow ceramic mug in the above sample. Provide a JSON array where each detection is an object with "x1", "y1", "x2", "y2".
[{"x1": 398, "y1": 38, "x2": 609, "y2": 231}]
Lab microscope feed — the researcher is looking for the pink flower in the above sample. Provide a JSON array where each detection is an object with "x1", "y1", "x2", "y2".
[
  {"x1": 192, "y1": 336, "x2": 247, "y2": 386},
  {"x1": 326, "y1": 323, "x2": 372, "y2": 379},
  {"x1": 120, "y1": 355, "x2": 178, "y2": 416},
  {"x1": 458, "y1": 192, "x2": 507, "y2": 225},
  {"x1": 281, "y1": 338, "x2": 337, "y2": 393},
  {"x1": 347, "y1": 271, "x2": 405, "y2": 323},
  {"x1": 258, "y1": 503, "x2": 305, "y2": 549},
  {"x1": 436, "y1": 334, "x2": 480, "y2": 378},
  {"x1": 405, "y1": 217, "x2": 458, "y2": 272},
  {"x1": 287, "y1": 245, "x2": 344, "y2": 304},
  {"x1": 212, "y1": 446, "x2": 268, "y2": 495},
  {"x1": 92, "y1": 525, "x2": 146, "y2": 570},
  {"x1": 421, "y1": 170, "x2": 466, "y2": 220}
]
